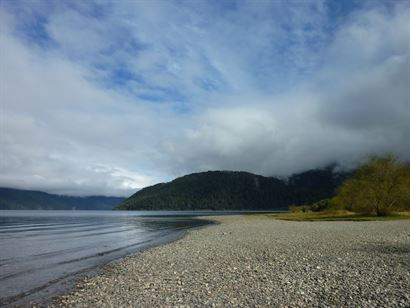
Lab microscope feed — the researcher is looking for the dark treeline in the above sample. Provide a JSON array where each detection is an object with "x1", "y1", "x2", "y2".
[
  {"x1": 290, "y1": 155, "x2": 410, "y2": 216},
  {"x1": 118, "y1": 167, "x2": 349, "y2": 210},
  {"x1": 0, "y1": 188, "x2": 124, "y2": 210}
]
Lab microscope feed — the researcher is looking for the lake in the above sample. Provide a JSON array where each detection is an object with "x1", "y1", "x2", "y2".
[{"x1": 0, "y1": 210, "x2": 271, "y2": 305}]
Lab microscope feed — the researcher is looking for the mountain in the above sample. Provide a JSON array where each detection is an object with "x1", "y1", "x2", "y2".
[
  {"x1": 0, "y1": 188, "x2": 125, "y2": 210},
  {"x1": 287, "y1": 165, "x2": 350, "y2": 205},
  {"x1": 117, "y1": 168, "x2": 348, "y2": 210}
]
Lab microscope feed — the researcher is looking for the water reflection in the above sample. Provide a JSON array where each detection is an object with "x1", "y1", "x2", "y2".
[{"x1": 0, "y1": 210, "x2": 211, "y2": 304}]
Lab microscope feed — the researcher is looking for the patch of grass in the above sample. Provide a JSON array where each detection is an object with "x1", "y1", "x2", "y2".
[{"x1": 264, "y1": 211, "x2": 410, "y2": 221}]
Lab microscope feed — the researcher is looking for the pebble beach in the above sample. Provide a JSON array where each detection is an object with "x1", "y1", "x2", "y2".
[{"x1": 53, "y1": 216, "x2": 410, "y2": 307}]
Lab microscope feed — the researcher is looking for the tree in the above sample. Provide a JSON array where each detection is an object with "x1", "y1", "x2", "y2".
[{"x1": 335, "y1": 154, "x2": 410, "y2": 216}]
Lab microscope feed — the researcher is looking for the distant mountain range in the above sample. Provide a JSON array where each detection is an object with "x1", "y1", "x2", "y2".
[
  {"x1": 0, "y1": 188, "x2": 125, "y2": 210},
  {"x1": 117, "y1": 167, "x2": 349, "y2": 211},
  {"x1": 0, "y1": 167, "x2": 350, "y2": 211}
]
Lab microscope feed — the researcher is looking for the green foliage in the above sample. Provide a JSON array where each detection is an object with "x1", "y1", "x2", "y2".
[
  {"x1": 289, "y1": 205, "x2": 303, "y2": 213},
  {"x1": 0, "y1": 188, "x2": 124, "y2": 210},
  {"x1": 309, "y1": 198, "x2": 336, "y2": 212},
  {"x1": 118, "y1": 169, "x2": 346, "y2": 211},
  {"x1": 289, "y1": 198, "x2": 340, "y2": 213},
  {"x1": 334, "y1": 154, "x2": 410, "y2": 216}
]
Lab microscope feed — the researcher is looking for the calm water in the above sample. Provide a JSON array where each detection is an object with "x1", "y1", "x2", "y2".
[{"x1": 0, "y1": 210, "x2": 223, "y2": 305}]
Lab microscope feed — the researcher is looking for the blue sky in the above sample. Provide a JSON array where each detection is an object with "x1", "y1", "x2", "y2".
[{"x1": 0, "y1": 0, "x2": 409, "y2": 196}]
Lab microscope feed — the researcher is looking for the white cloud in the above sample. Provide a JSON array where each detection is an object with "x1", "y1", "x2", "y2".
[{"x1": 0, "y1": 0, "x2": 409, "y2": 196}]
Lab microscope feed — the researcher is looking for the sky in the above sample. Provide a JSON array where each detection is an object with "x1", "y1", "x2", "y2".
[{"x1": 0, "y1": 0, "x2": 409, "y2": 197}]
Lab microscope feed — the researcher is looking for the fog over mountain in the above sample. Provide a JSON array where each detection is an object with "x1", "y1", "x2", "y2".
[{"x1": 1, "y1": 0, "x2": 409, "y2": 196}]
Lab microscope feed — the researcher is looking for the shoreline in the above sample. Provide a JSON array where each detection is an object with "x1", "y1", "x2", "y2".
[
  {"x1": 49, "y1": 215, "x2": 410, "y2": 307},
  {"x1": 2, "y1": 217, "x2": 216, "y2": 307}
]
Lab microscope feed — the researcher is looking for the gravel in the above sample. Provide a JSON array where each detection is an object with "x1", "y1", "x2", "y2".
[{"x1": 51, "y1": 216, "x2": 410, "y2": 307}]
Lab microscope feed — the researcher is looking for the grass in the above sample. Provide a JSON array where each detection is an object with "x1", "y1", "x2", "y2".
[{"x1": 264, "y1": 210, "x2": 410, "y2": 221}]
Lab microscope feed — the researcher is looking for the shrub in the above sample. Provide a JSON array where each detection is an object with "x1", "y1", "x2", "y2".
[
  {"x1": 309, "y1": 199, "x2": 334, "y2": 212},
  {"x1": 335, "y1": 154, "x2": 410, "y2": 216},
  {"x1": 289, "y1": 205, "x2": 302, "y2": 213},
  {"x1": 289, "y1": 199, "x2": 338, "y2": 213}
]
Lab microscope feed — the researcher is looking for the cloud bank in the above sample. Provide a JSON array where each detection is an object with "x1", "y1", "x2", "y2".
[{"x1": 0, "y1": 0, "x2": 409, "y2": 196}]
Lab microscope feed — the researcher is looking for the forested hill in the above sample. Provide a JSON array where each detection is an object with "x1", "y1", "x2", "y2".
[
  {"x1": 0, "y1": 188, "x2": 124, "y2": 210},
  {"x1": 117, "y1": 168, "x2": 348, "y2": 210}
]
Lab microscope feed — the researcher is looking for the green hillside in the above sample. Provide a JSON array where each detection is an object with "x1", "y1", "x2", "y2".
[
  {"x1": 0, "y1": 188, "x2": 124, "y2": 210},
  {"x1": 117, "y1": 169, "x2": 347, "y2": 210}
]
